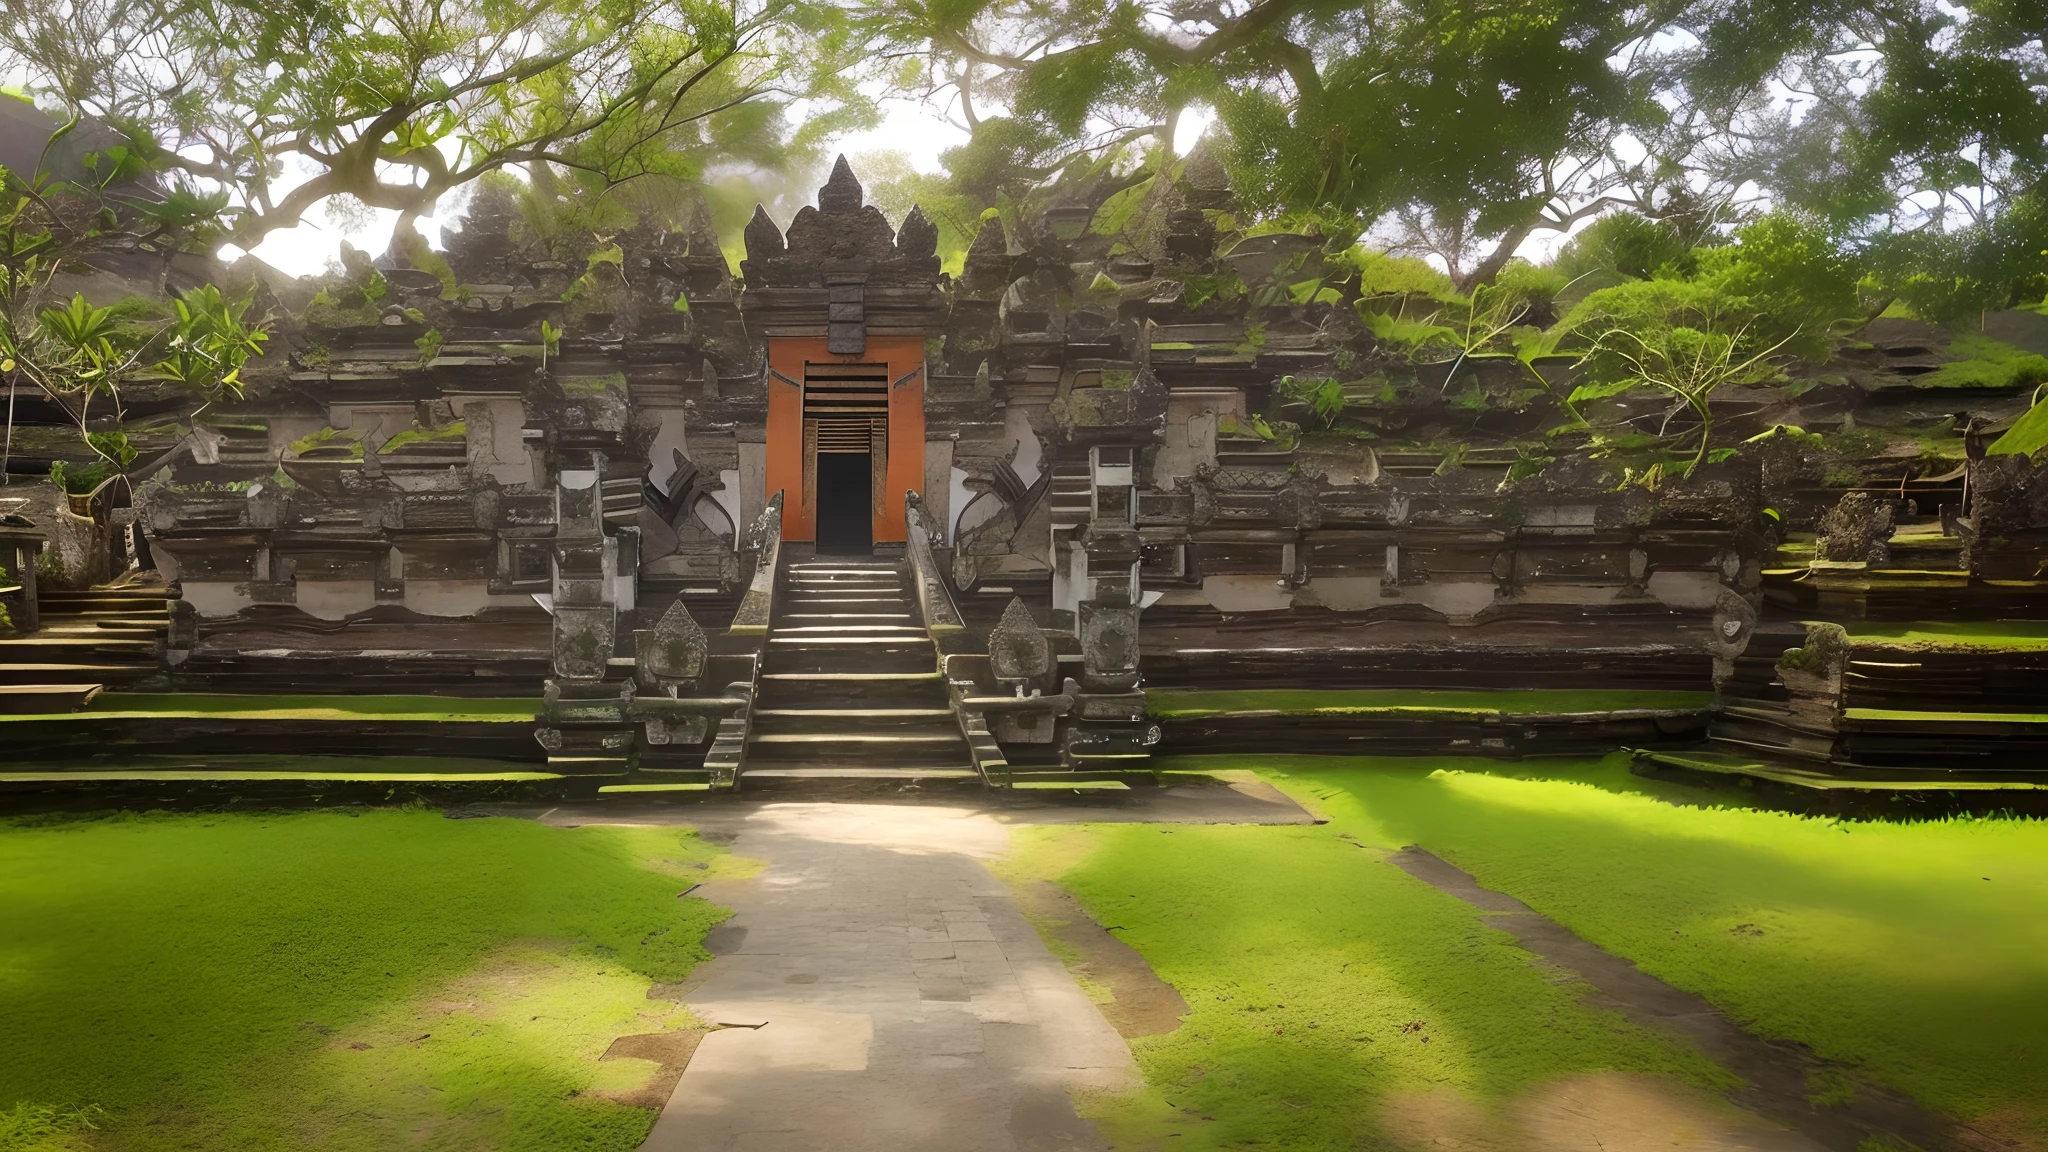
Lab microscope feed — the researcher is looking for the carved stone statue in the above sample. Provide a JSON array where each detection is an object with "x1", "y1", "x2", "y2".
[
  {"x1": 1816, "y1": 491, "x2": 1896, "y2": 564},
  {"x1": 639, "y1": 597, "x2": 709, "y2": 692},
  {"x1": 989, "y1": 596, "x2": 1053, "y2": 694}
]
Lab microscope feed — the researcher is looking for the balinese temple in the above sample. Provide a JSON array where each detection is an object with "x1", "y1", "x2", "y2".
[{"x1": 5, "y1": 151, "x2": 2047, "y2": 795}]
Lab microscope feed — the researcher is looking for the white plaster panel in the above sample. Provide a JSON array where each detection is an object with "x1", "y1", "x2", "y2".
[
  {"x1": 738, "y1": 440, "x2": 768, "y2": 529},
  {"x1": 181, "y1": 581, "x2": 248, "y2": 619},
  {"x1": 1406, "y1": 581, "x2": 1498, "y2": 620},
  {"x1": 948, "y1": 466, "x2": 974, "y2": 545},
  {"x1": 294, "y1": 579, "x2": 377, "y2": 620},
  {"x1": 645, "y1": 405, "x2": 690, "y2": 494},
  {"x1": 1201, "y1": 574, "x2": 1295, "y2": 613},
  {"x1": 712, "y1": 471, "x2": 742, "y2": 541},
  {"x1": 923, "y1": 437, "x2": 954, "y2": 536},
  {"x1": 1647, "y1": 569, "x2": 1724, "y2": 610},
  {"x1": 402, "y1": 579, "x2": 505, "y2": 617},
  {"x1": 1295, "y1": 576, "x2": 1384, "y2": 612}
]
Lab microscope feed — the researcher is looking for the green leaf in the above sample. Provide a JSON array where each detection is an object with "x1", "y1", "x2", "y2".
[{"x1": 1988, "y1": 394, "x2": 2048, "y2": 459}]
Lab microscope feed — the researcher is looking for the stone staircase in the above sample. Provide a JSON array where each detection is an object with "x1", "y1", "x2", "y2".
[
  {"x1": 0, "y1": 587, "x2": 169, "y2": 710},
  {"x1": 743, "y1": 558, "x2": 974, "y2": 784},
  {"x1": 1048, "y1": 461, "x2": 1092, "y2": 533}
]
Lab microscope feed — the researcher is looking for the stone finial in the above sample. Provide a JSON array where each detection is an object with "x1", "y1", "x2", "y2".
[
  {"x1": 642, "y1": 597, "x2": 709, "y2": 686},
  {"x1": 967, "y1": 214, "x2": 1007, "y2": 256},
  {"x1": 684, "y1": 199, "x2": 722, "y2": 259},
  {"x1": 1816, "y1": 490, "x2": 1895, "y2": 564},
  {"x1": 989, "y1": 596, "x2": 1053, "y2": 690},
  {"x1": 743, "y1": 205, "x2": 784, "y2": 261},
  {"x1": 1130, "y1": 362, "x2": 1168, "y2": 426},
  {"x1": 896, "y1": 205, "x2": 939, "y2": 259},
  {"x1": 818, "y1": 155, "x2": 863, "y2": 214},
  {"x1": 960, "y1": 215, "x2": 1013, "y2": 296}
]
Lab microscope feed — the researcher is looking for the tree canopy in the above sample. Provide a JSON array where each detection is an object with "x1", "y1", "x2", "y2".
[
  {"x1": 0, "y1": 0, "x2": 2038, "y2": 312},
  {"x1": 0, "y1": 0, "x2": 871, "y2": 249}
]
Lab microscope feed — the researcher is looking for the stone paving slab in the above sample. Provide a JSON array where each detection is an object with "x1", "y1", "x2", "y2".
[{"x1": 634, "y1": 804, "x2": 1143, "y2": 1152}]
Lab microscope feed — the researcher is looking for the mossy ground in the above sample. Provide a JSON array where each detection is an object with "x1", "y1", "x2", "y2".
[
  {"x1": 0, "y1": 807, "x2": 747, "y2": 1151},
  {"x1": 1833, "y1": 620, "x2": 2048, "y2": 650},
  {"x1": 1012, "y1": 754, "x2": 2048, "y2": 1146}
]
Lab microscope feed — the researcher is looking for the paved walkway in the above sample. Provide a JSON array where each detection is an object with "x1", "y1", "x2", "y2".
[{"x1": 635, "y1": 804, "x2": 1141, "y2": 1152}]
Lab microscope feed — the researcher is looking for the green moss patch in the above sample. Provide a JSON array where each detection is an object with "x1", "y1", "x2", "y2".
[
  {"x1": 1148, "y1": 688, "x2": 1711, "y2": 720},
  {"x1": 1834, "y1": 621, "x2": 2048, "y2": 651},
  {"x1": 1843, "y1": 707, "x2": 2048, "y2": 724},
  {"x1": 380, "y1": 422, "x2": 467, "y2": 452},
  {"x1": 0, "y1": 807, "x2": 742, "y2": 1150},
  {"x1": 1917, "y1": 335, "x2": 2048, "y2": 390}
]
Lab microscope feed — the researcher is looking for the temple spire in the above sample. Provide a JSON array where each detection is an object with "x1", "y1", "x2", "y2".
[{"x1": 818, "y1": 154, "x2": 863, "y2": 214}]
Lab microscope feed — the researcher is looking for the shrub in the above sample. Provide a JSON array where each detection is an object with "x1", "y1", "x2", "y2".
[
  {"x1": 1341, "y1": 247, "x2": 1458, "y2": 300},
  {"x1": 1553, "y1": 212, "x2": 1695, "y2": 282},
  {"x1": 1493, "y1": 259, "x2": 1570, "y2": 309},
  {"x1": 1693, "y1": 212, "x2": 1862, "y2": 355}
]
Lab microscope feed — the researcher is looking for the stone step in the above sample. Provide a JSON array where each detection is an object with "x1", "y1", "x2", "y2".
[
  {"x1": 0, "y1": 662, "x2": 156, "y2": 684},
  {"x1": 753, "y1": 707, "x2": 958, "y2": 735},
  {"x1": 780, "y1": 597, "x2": 911, "y2": 607},
  {"x1": 0, "y1": 635, "x2": 158, "y2": 654},
  {"x1": 739, "y1": 765, "x2": 978, "y2": 780},
  {"x1": 0, "y1": 683, "x2": 103, "y2": 713},
  {"x1": 782, "y1": 612, "x2": 913, "y2": 621},
  {"x1": 43, "y1": 605, "x2": 169, "y2": 618},
  {"x1": 36, "y1": 590, "x2": 175, "y2": 603},
  {"x1": 96, "y1": 619, "x2": 169, "y2": 632},
  {"x1": 767, "y1": 634, "x2": 932, "y2": 646},
  {"x1": 756, "y1": 708, "x2": 952, "y2": 719},
  {"x1": 760, "y1": 671, "x2": 943, "y2": 682},
  {"x1": 755, "y1": 671, "x2": 948, "y2": 705},
  {"x1": 745, "y1": 735, "x2": 968, "y2": 769},
  {"x1": 750, "y1": 732, "x2": 961, "y2": 745},
  {"x1": 760, "y1": 650, "x2": 936, "y2": 676},
  {"x1": 772, "y1": 624, "x2": 929, "y2": 636}
]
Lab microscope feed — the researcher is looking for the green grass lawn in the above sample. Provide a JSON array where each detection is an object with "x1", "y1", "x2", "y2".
[
  {"x1": 0, "y1": 807, "x2": 743, "y2": 1152},
  {"x1": 1001, "y1": 791, "x2": 1733, "y2": 1151},
  {"x1": 1029, "y1": 754, "x2": 2048, "y2": 1145},
  {"x1": 1145, "y1": 687, "x2": 1711, "y2": 719},
  {"x1": 1834, "y1": 620, "x2": 2048, "y2": 650}
]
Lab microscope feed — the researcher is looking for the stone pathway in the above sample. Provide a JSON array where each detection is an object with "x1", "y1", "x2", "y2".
[{"x1": 635, "y1": 803, "x2": 1139, "y2": 1152}]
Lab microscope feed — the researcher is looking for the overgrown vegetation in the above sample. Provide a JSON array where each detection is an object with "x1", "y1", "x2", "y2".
[{"x1": 0, "y1": 807, "x2": 743, "y2": 1151}]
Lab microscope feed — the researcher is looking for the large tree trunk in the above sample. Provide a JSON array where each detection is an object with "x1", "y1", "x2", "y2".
[{"x1": 1456, "y1": 220, "x2": 1538, "y2": 293}]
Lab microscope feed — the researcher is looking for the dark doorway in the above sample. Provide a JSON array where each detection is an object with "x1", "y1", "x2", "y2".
[{"x1": 815, "y1": 452, "x2": 873, "y2": 554}]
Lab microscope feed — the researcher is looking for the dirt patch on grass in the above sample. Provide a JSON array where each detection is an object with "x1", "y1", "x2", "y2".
[
  {"x1": 1959, "y1": 1107, "x2": 2048, "y2": 1152},
  {"x1": 1383, "y1": 1072, "x2": 1823, "y2": 1150},
  {"x1": 1015, "y1": 879, "x2": 1189, "y2": 1038},
  {"x1": 598, "y1": 1030, "x2": 706, "y2": 1109}
]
